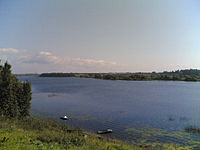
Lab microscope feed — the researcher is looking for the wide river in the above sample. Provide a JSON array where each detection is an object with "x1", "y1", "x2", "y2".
[{"x1": 19, "y1": 76, "x2": 200, "y2": 146}]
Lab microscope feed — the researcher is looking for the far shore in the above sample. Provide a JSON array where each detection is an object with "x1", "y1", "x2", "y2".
[{"x1": 17, "y1": 69, "x2": 200, "y2": 82}]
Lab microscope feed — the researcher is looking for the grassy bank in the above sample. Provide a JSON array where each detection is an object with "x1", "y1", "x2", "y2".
[
  {"x1": 0, "y1": 116, "x2": 146, "y2": 150},
  {"x1": 0, "y1": 116, "x2": 195, "y2": 150}
]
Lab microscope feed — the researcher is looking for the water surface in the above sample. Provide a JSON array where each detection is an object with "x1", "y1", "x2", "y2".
[{"x1": 19, "y1": 76, "x2": 200, "y2": 146}]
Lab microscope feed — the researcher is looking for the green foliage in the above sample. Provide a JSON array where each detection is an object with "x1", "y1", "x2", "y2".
[
  {"x1": 0, "y1": 116, "x2": 187, "y2": 150},
  {"x1": 0, "y1": 117, "x2": 146, "y2": 150},
  {"x1": 0, "y1": 61, "x2": 32, "y2": 118}
]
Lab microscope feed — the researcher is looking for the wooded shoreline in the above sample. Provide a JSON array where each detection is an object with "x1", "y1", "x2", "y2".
[{"x1": 39, "y1": 69, "x2": 200, "y2": 82}]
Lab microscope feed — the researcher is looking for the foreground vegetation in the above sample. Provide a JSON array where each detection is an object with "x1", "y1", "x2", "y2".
[
  {"x1": 39, "y1": 69, "x2": 200, "y2": 81},
  {"x1": 0, "y1": 116, "x2": 196, "y2": 150},
  {"x1": 0, "y1": 116, "x2": 146, "y2": 150}
]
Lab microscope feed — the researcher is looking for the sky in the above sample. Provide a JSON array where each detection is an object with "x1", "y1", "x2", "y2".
[{"x1": 0, "y1": 0, "x2": 200, "y2": 73}]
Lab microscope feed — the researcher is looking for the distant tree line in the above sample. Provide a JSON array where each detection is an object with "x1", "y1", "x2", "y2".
[
  {"x1": 0, "y1": 62, "x2": 32, "y2": 118},
  {"x1": 40, "y1": 69, "x2": 200, "y2": 82}
]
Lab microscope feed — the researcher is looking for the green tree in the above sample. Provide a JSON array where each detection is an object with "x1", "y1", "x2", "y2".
[
  {"x1": 19, "y1": 81, "x2": 31, "y2": 117},
  {"x1": 0, "y1": 61, "x2": 32, "y2": 118}
]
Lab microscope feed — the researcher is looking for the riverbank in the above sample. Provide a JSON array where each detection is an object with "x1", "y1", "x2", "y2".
[
  {"x1": 0, "y1": 117, "x2": 196, "y2": 150},
  {"x1": 0, "y1": 116, "x2": 147, "y2": 150},
  {"x1": 0, "y1": 116, "x2": 191, "y2": 150}
]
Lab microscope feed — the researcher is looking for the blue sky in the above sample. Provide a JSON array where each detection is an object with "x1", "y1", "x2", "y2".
[{"x1": 0, "y1": 0, "x2": 200, "y2": 73}]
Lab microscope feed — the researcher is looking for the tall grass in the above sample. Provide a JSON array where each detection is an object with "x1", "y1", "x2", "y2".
[{"x1": 0, "y1": 116, "x2": 144, "y2": 150}]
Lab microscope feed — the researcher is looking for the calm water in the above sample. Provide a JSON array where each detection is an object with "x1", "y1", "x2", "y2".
[{"x1": 19, "y1": 76, "x2": 200, "y2": 145}]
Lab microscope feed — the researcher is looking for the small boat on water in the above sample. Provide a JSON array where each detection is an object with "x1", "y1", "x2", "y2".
[
  {"x1": 48, "y1": 93, "x2": 58, "y2": 97},
  {"x1": 97, "y1": 129, "x2": 113, "y2": 134},
  {"x1": 60, "y1": 115, "x2": 68, "y2": 120}
]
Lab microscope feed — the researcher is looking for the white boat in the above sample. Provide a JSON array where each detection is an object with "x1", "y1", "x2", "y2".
[
  {"x1": 97, "y1": 129, "x2": 113, "y2": 134},
  {"x1": 60, "y1": 115, "x2": 68, "y2": 120}
]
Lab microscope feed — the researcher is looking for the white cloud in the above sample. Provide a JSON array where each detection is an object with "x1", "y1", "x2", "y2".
[
  {"x1": 69, "y1": 58, "x2": 117, "y2": 66},
  {"x1": 2, "y1": 48, "x2": 120, "y2": 73},
  {"x1": 21, "y1": 51, "x2": 117, "y2": 67},
  {"x1": 21, "y1": 51, "x2": 61, "y2": 64},
  {"x1": 0, "y1": 48, "x2": 19, "y2": 53}
]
